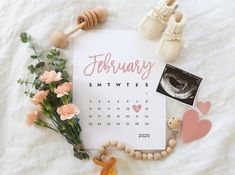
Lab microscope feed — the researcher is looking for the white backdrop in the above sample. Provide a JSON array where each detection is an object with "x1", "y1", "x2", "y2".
[{"x1": 0, "y1": 0, "x2": 235, "y2": 174}]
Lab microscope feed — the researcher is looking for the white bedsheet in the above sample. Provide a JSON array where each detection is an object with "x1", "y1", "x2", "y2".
[{"x1": 1, "y1": 0, "x2": 235, "y2": 174}]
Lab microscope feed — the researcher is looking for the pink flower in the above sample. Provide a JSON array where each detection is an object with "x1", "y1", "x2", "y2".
[
  {"x1": 57, "y1": 104, "x2": 80, "y2": 120},
  {"x1": 32, "y1": 90, "x2": 49, "y2": 105},
  {"x1": 39, "y1": 71, "x2": 62, "y2": 84},
  {"x1": 35, "y1": 104, "x2": 42, "y2": 112},
  {"x1": 26, "y1": 110, "x2": 38, "y2": 126},
  {"x1": 54, "y1": 82, "x2": 72, "y2": 97}
]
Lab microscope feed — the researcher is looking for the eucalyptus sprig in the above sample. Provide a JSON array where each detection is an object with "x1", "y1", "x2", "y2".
[{"x1": 18, "y1": 33, "x2": 89, "y2": 160}]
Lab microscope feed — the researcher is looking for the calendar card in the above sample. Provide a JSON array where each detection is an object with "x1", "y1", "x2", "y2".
[{"x1": 73, "y1": 30, "x2": 166, "y2": 150}]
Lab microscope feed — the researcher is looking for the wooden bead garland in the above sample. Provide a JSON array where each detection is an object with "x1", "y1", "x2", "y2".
[
  {"x1": 94, "y1": 117, "x2": 181, "y2": 161},
  {"x1": 51, "y1": 6, "x2": 108, "y2": 48},
  {"x1": 95, "y1": 138, "x2": 178, "y2": 161}
]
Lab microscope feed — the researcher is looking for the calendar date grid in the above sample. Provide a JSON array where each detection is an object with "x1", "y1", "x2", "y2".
[{"x1": 86, "y1": 99, "x2": 151, "y2": 127}]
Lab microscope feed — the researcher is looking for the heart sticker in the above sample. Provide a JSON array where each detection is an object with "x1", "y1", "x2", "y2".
[
  {"x1": 132, "y1": 104, "x2": 141, "y2": 113},
  {"x1": 196, "y1": 101, "x2": 211, "y2": 115},
  {"x1": 181, "y1": 109, "x2": 212, "y2": 143}
]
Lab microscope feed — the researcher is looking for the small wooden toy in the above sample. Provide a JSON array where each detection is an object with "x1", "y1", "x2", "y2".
[{"x1": 51, "y1": 6, "x2": 108, "y2": 48}]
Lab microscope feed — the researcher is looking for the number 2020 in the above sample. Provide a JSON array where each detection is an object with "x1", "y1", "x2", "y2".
[{"x1": 139, "y1": 133, "x2": 150, "y2": 138}]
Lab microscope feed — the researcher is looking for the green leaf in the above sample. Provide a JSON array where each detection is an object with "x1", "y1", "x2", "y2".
[
  {"x1": 33, "y1": 79, "x2": 41, "y2": 90},
  {"x1": 20, "y1": 33, "x2": 29, "y2": 43},
  {"x1": 34, "y1": 69, "x2": 41, "y2": 75},
  {"x1": 47, "y1": 54, "x2": 53, "y2": 59},
  {"x1": 29, "y1": 92, "x2": 35, "y2": 98},
  {"x1": 62, "y1": 71, "x2": 69, "y2": 80},
  {"x1": 35, "y1": 62, "x2": 45, "y2": 68},
  {"x1": 27, "y1": 65, "x2": 35, "y2": 74},
  {"x1": 33, "y1": 79, "x2": 40, "y2": 85},
  {"x1": 50, "y1": 49, "x2": 60, "y2": 56},
  {"x1": 17, "y1": 79, "x2": 24, "y2": 85},
  {"x1": 31, "y1": 55, "x2": 38, "y2": 59}
]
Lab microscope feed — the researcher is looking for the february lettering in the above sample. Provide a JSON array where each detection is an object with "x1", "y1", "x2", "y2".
[{"x1": 83, "y1": 53, "x2": 155, "y2": 80}]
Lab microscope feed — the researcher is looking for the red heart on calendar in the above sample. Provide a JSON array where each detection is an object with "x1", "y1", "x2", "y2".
[
  {"x1": 132, "y1": 104, "x2": 142, "y2": 113},
  {"x1": 181, "y1": 109, "x2": 212, "y2": 143}
]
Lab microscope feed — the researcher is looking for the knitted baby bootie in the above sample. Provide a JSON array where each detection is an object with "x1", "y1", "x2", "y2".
[
  {"x1": 158, "y1": 12, "x2": 186, "y2": 62},
  {"x1": 138, "y1": 0, "x2": 178, "y2": 39}
]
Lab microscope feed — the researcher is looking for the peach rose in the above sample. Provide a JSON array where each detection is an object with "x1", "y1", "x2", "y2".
[
  {"x1": 32, "y1": 90, "x2": 49, "y2": 105},
  {"x1": 57, "y1": 103, "x2": 80, "y2": 120},
  {"x1": 54, "y1": 82, "x2": 72, "y2": 97},
  {"x1": 39, "y1": 71, "x2": 62, "y2": 84},
  {"x1": 26, "y1": 110, "x2": 38, "y2": 126}
]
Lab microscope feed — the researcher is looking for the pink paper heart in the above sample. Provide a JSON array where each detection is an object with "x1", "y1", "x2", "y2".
[
  {"x1": 132, "y1": 104, "x2": 141, "y2": 113},
  {"x1": 196, "y1": 101, "x2": 211, "y2": 115},
  {"x1": 181, "y1": 109, "x2": 212, "y2": 143}
]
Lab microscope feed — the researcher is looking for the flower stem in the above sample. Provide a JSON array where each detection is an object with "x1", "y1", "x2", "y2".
[
  {"x1": 29, "y1": 40, "x2": 41, "y2": 62},
  {"x1": 49, "y1": 82, "x2": 56, "y2": 91},
  {"x1": 61, "y1": 95, "x2": 69, "y2": 105},
  {"x1": 45, "y1": 125, "x2": 58, "y2": 132}
]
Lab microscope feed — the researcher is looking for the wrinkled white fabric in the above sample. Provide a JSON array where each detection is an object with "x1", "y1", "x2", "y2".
[{"x1": 0, "y1": 0, "x2": 235, "y2": 175}]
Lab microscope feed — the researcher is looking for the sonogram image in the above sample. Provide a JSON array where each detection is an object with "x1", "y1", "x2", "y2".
[{"x1": 156, "y1": 64, "x2": 202, "y2": 106}]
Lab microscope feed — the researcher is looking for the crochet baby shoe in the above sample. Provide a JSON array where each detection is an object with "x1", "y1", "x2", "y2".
[
  {"x1": 138, "y1": 0, "x2": 178, "y2": 39},
  {"x1": 158, "y1": 12, "x2": 186, "y2": 62}
]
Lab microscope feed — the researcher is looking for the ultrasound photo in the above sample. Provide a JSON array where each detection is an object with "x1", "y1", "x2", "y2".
[{"x1": 156, "y1": 64, "x2": 202, "y2": 106}]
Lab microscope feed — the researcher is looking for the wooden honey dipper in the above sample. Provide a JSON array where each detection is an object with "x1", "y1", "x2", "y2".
[{"x1": 51, "y1": 6, "x2": 108, "y2": 48}]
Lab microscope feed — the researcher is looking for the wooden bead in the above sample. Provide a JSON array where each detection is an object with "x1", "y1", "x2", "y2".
[
  {"x1": 161, "y1": 151, "x2": 168, "y2": 158},
  {"x1": 50, "y1": 31, "x2": 68, "y2": 49},
  {"x1": 168, "y1": 139, "x2": 177, "y2": 148},
  {"x1": 100, "y1": 154, "x2": 107, "y2": 161},
  {"x1": 110, "y1": 140, "x2": 118, "y2": 147},
  {"x1": 93, "y1": 6, "x2": 108, "y2": 23},
  {"x1": 124, "y1": 146, "x2": 131, "y2": 153},
  {"x1": 168, "y1": 117, "x2": 181, "y2": 130},
  {"x1": 117, "y1": 142, "x2": 125, "y2": 151},
  {"x1": 98, "y1": 146, "x2": 106, "y2": 154},
  {"x1": 141, "y1": 153, "x2": 147, "y2": 160},
  {"x1": 94, "y1": 153, "x2": 102, "y2": 159},
  {"x1": 134, "y1": 151, "x2": 141, "y2": 160},
  {"x1": 103, "y1": 141, "x2": 111, "y2": 147},
  {"x1": 153, "y1": 153, "x2": 162, "y2": 160},
  {"x1": 129, "y1": 150, "x2": 135, "y2": 157},
  {"x1": 147, "y1": 153, "x2": 153, "y2": 160},
  {"x1": 166, "y1": 146, "x2": 172, "y2": 154}
]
